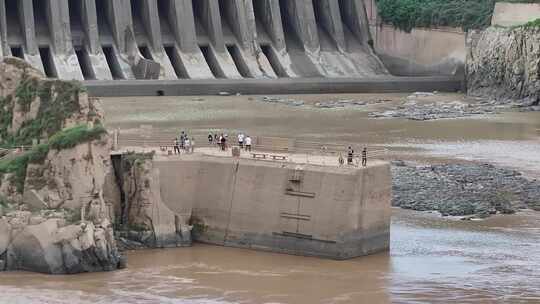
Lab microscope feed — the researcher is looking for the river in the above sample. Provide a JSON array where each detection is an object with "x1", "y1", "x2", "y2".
[{"x1": 1, "y1": 93, "x2": 539, "y2": 303}]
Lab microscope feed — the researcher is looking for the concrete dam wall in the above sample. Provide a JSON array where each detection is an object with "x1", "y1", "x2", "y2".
[
  {"x1": 0, "y1": 0, "x2": 388, "y2": 81},
  {"x1": 154, "y1": 155, "x2": 392, "y2": 259}
]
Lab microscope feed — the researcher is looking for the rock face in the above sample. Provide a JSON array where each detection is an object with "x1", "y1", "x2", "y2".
[
  {"x1": 0, "y1": 57, "x2": 124, "y2": 274},
  {"x1": 467, "y1": 26, "x2": 540, "y2": 105},
  {"x1": 23, "y1": 137, "x2": 118, "y2": 212},
  {"x1": 118, "y1": 156, "x2": 191, "y2": 248}
]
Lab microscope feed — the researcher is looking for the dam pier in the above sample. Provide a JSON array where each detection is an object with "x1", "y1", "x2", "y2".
[{"x1": 0, "y1": 0, "x2": 387, "y2": 80}]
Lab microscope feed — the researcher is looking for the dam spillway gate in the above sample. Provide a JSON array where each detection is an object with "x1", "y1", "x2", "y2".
[{"x1": 0, "y1": 0, "x2": 387, "y2": 81}]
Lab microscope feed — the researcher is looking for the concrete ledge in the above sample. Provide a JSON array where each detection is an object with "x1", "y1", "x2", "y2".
[{"x1": 84, "y1": 76, "x2": 462, "y2": 97}]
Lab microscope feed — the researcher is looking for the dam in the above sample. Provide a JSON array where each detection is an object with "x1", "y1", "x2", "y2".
[{"x1": 0, "y1": 0, "x2": 387, "y2": 81}]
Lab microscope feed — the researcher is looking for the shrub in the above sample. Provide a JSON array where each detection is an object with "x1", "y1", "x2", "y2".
[{"x1": 49, "y1": 124, "x2": 107, "y2": 150}]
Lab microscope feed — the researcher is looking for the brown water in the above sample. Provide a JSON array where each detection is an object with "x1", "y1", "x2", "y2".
[
  {"x1": 1, "y1": 209, "x2": 539, "y2": 304},
  {"x1": 1, "y1": 94, "x2": 539, "y2": 303}
]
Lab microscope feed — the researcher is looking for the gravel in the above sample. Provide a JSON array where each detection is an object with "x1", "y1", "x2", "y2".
[{"x1": 392, "y1": 161, "x2": 540, "y2": 218}]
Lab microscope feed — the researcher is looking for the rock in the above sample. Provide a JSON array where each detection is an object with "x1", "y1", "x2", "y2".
[
  {"x1": 5, "y1": 219, "x2": 121, "y2": 274},
  {"x1": 392, "y1": 163, "x2": 540, "y2": 217},
  {"x1": 120, "y1": 157, "x2": 192, "y2": 248},
  {"x1": 0, "y1": 218, "x2": 10, "y2": 255},
  {"x1": 467, "y1": 27, "x2": 540, "y2": 105},
  {"x1": 23, "y1": 135, "x2": 118, "y2": 213}
]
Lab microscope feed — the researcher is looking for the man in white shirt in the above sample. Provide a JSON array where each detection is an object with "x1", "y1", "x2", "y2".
[
  {"x1": 245, "y1": 135, "x2": 252, "y2": 152},
  {"x1": 238, "y1": 133, "x2": 245, "y2": 148}
]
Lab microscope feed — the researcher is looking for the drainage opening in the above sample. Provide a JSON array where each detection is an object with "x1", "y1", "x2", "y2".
[
  {"x1": 260, "y1": 45, "x2": 286, "y2": 77},
  {"x1": 10, "y1": 46, "x2": 24, "y2": 59},
  {"x1": 226, "y1": 45, "x2": 249, "y2": 78},
  {"x1": 39, "y1": 47, "x2": 57, "y2": 78},
  {"x1": 199, "y1": 45, "x2": 222, "y2": 78},
  {"x1": 164, "y1": 45, "x2": 188, "y2": 79},
  {"x1": 138, "y1": 45, "x2": 153, "y2": 60},
  {"x1": 102, "y1": 46, "x2": 124, "y2": 80},
  {"x1": 75, "y1": 48, "x2": 96, "y2": 80}
]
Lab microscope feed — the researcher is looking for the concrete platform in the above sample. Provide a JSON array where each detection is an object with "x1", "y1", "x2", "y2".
[
  {"x1": 84, "y1": 76, "x2": 462, "y2": 97},
  {"x1": 140, "y1": 150, "x2": 392, "y2": 260}
]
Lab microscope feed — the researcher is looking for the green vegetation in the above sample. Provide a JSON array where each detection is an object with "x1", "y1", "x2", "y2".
[
  {"x1": 0, "y1": 144, "x2": 49, "y2": 193},
  {"x1": 0, "y1": 124, "x2": 106, "y2": 193},
  {"x1": 521, "y1": 18, "x2": 540, "y2": 28},
  {"x1": 0, "y1": 73, "x2": 85, "y2": 148},
  {"x1": 49, "y1": 124, "x2": 107, "y2": 150},
  {"x1": 121, "y1": 151, "x2": 155, "y2": 171},
  {"x1": 375, "y1": 0, "x2": 540, "y2": 32}
]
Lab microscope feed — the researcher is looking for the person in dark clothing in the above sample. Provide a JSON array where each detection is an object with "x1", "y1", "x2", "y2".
[
  {"x1": 208, "y1": 134, "x2": 213, "y2": 145},
  {"x1": 173, "y1": 138, "x2": 180, "y2": 155},
  {"x1": 347, "y1": 146, "x2": 354, "y2": 165},
  {"x1": 220, "y1": 134, "x2": 226, "y2": 151},
  {"x1": 362, "y1": 148, "x2": 367, "y2": 167}
]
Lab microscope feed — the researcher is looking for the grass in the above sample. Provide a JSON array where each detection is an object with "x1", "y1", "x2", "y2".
[
  {"x1": 49, "y1": 124, "x2": 107, "y2": 150},
  {"x1": 0, "y1": 74, "x2": 85, "y2": 148},
  {"x1": 521, "y1": 18, "x2": 540, "y2": 28},
  {"x1": 0, "y1": 124, "x2": 107, "y2": 194}
]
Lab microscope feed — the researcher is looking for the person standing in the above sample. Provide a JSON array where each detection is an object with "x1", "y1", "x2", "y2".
[
  {"x1": 347, "y1": 146, "x2": 354, "y2": 165},
  {"x1": 245, "y1": 135, "x2": 252, "y2": 152},
  {"x1": 184, "y1": 137, "x2": 191, "y2": 153},
  {"x1": 220, "y1": 134, "x2": 226, "y2": 151},
  {"x1": 208, "y1": 134, "x2": 213, "y2": 145},
  {"x1": 191, "y1": 137, "x2": 196, "y2": 153},
  {"x1": 238, "y1": 133, "x2": 245, "y2": 149},
  {"x1": 173, "y1": 138, "x2": 180, "y2": 155},
  {"x1": 362, "y1": 147, "x2": 367, "y2": 167},
  {"x1": 180, "y1": 131, "x2": 186, "y2": 150}
]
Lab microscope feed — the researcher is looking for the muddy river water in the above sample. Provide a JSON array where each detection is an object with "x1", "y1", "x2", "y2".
[{"x1": 1, "y1": 93, "x2": 539, "y2": 303}]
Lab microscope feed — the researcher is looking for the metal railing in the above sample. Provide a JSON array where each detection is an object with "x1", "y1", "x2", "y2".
[{"x1": 115, "y1": 129, "x2": 388, "y2": 159}]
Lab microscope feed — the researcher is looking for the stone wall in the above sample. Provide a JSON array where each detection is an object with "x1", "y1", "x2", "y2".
[
  {"x1": 154, "y1": 155, "x2": 391, "y2": 260},
  {"x1": 491, "y1": 2, "x2": 540, "y2": 27},
  {"x1": 363, "y1": 0, "x2": 466, "y2": 77}
]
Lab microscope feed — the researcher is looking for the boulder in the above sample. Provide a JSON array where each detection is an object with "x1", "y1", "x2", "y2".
[
  {"x1": 0, "y1": 218, "x2": 10, "y2": 256},
  {"x1": 6, "y1": 219, "x2": 121, "y2": 274}
]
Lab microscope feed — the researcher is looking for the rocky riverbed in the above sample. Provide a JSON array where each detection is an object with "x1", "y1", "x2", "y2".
[
  {"x1": 392, "y1": 161, "x2": 540, "y2": 218},
  {"x1": 256, "y1": 93, "x2": 538, "y2": 121}
]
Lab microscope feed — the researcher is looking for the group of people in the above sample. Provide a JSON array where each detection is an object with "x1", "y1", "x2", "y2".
[
  {"x1": 173, "y1": 131, "x2": 195, "y2": 154},
  {"x1": 339, "y1": 147, "x2": 368, "y2": 167},
  {"x1": 208, "y1": 132, "x2": 252, "y2": 152}
]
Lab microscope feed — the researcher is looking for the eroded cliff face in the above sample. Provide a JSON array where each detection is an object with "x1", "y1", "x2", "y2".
[
  {"x1": 116, "y1": 155, "x2": 192, "y2": 249},
  {"x1": 0, "y1": 57, "x2": 123, "y2": 274},
  {"x1": 467, "y1": 26, "x2": 540, "y2": 105}
]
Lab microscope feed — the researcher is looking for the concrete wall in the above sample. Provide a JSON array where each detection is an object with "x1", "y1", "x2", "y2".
[
  {"x1": 492, "y1": 2, "x2": 540, "y2": 27},
  {"x1": 363, "y1": 0, "x2": 466, "y2": 77},
  {"x1": 154, "y1": 155, "x2": 391, "y2": 259},
  {"x1": 0, "y1": 0, "x2": 388, "y2": 81}
]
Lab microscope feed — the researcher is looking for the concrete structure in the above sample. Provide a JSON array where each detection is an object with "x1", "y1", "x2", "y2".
[
  {"x1": 0, "y1": 0, "x2": 388, "y2": 81},
  {"x1": 363, "y1": 0, "x2": 466, "y2": 77},
  {"x1": 491, "y1": 2, "x2": 540, "y2": 27},
  {"x1": 154, "y1": 155, "x2": 391, "y2": 259},
  {"x1": 85, "y1": 76, "x2": 462, "y2": 96}
]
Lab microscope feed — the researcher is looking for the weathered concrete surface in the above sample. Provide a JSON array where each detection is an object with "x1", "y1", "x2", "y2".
[
  {"x1": 155, "y1": 155, "x2": 391, "y2": 260},
  {"x1": 491, "y1": 2, "x2": 540, "y2": 27},
  {"x1": 1, "y1": 0, "x2": 387, "y2": 80},
  {"x1": 84, "y1": 76, "x2": 463, "y2": 97},
  {"x1": 363, "y1": 0, "x2": 466, "y2": 77}
]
